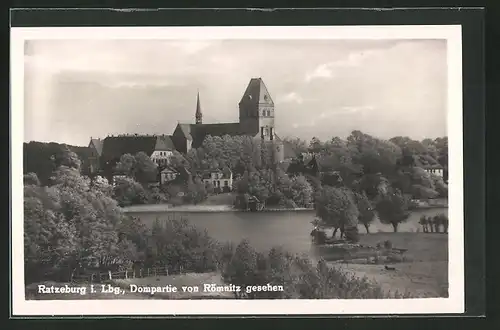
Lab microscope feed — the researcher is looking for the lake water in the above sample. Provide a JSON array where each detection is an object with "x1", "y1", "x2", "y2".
[{"x1": 127, "y1": 207, "x2": 448, "y2": 256}]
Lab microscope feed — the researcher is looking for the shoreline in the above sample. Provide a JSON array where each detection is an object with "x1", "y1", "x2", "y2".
[
  {"x1": 123, "y1": 204, "x2": 316, "y2": 213},
  {"x1": 123, "y1": 203, "x2": 447, "y2": 214}
]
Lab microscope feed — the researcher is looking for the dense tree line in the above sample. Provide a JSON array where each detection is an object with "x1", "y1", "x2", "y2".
[
  {"x1": 294, "y1": 131, "x2": 448, "y2": 237},
  {"x1": 23, "y1": 141, "x2": 92, "y2": 185},
  {"x1": 23, "y1": 131, "x2": 448, "y2": 232}
]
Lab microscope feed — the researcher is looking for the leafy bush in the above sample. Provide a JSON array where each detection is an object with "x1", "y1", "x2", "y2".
[
  {"x1": 147, "y1": 218, "x2": 220, "y2": 273},
  {"x1": 113, "y1": 177, "x2": 149, "y2": 207},
  {"x1": 383, "y1": 240, "x2": 393, "y2": 250},
  {"x1": 218, "y1": 240, "x2": 409, "y2": 299},
  {"x1": 148, "y1": 186, "x2": 169, "y2": 204},
  {"x1": 24, "y1": 172, "x2": 41, "y2": 186},
  {"x1": 432, "y1": 213, "x2": 449, "y2": 233}
]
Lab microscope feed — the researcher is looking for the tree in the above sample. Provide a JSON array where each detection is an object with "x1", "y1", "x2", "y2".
[
  {"x1": 133, "y1": 152, "x2": 158, "y2": 184},
  {"x1": 169, "y1": 151, "x2": 190, "y2": 170},
  {"x1": 410, "y1": 167, "x2": 439, "y2": 199},
  {"x1": 221, "y1": 239, "x2": 259, "y2": 298},
  {"x1": 115, "y1": 152, "x2": 158, "y2": 185},
  {"x1": 92, "y1": 175, "x2": 113, "y2": 197},
  {"x1": 233, "y1": 170, "x2": 250, "y2": 194},
  {"x1": 290, "y1": 175, "x2": 313, "y2": 207},
  {"x1": 24, "y1": 142, "x2": 89, "y2": 185},
  {"x1": 24, "y1": 190, "x2": 78, "y2": 283},
  {"x1": 419, "y1": 215, "x2": 429, "y2": 233},
  {"x1": 115, "y1": 153, "x2": 136, "y2": 176},
  {"x1": 375, "y1": 188, "x2": 411, "y2": 232},
  {"x1": 57, "y1": 146, "x2": 82, "y2": 171},
  {"x1": 113, "y1": 177, "x2": 149, "y2": 207},
  {"x1": 354, "y1": 191, "x2": 375, "y2": 233},
  {"x1": 24, "y1": 172, "x2": 40, "y2": 186},
  {"x1": 314, "y1": 186, "x2": 359, "y2": 238},
  {"x1": 185, "y1": 176, "x2": 207, "y2": 205},
  {"x1": 434, "y1": 137, "x2": 448, "y2": 168},
  {"x1": 309, "y1": 137, "x2": 323, "y2": 153},
  {"x1": 247, "y1": 170, "x2": 271, "y2": 204},
  {"x1": 283, "y1": 137, "x2": 308, "y2": 154},
  {"x1": 24, "y1": 162, "x2": 137, "y2": 283},
  {"x1": 347, "y1": 131, "x2": 401, "y2": 176},
  {"x1": 431, "y1": 174, "x2": 448, "y2": 198}
]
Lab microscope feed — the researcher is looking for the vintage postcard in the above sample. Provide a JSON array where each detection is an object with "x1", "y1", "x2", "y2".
[{"x1": 11, "y1": 24, "x2": 463, "y2": 316}]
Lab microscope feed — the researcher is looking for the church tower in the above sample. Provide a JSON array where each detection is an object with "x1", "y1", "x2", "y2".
[
  {"x1": 195, "y1": 90, "x2": 202, "y2": 125},
  {"x1": 238, "y1": 78, "x2": 275, "y2": 141}
]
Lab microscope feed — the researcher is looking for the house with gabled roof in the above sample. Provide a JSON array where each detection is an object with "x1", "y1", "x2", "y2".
[
  {"x1": 88, "y1": 138, "x2": 103, "y2": 174},
  {"x1": 199, "y1": 168, "x2": 233, "y2": 193},
  {"x1": 160, "y1": 166, "x2": 180, "y2": 185},
  {"x1": 96, "y1": 134, "x2": 176, "y2": 182}
]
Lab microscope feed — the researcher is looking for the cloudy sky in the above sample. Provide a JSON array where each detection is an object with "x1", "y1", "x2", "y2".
[{"x1": 23, "y1": 38, "x2": 447, "y2": 146}]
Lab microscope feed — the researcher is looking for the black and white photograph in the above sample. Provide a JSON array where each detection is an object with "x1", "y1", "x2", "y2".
[{"x1": 11, "y1": 24, "x2": 464, "y2": 315}]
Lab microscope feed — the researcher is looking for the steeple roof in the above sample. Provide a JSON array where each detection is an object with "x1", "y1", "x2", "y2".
[
  {"x1": 195, "y1": 90, "x2": 202, "y2": 124},
  {"x1": 239, "y1": 78, "x2": 274, "y2": 106}
]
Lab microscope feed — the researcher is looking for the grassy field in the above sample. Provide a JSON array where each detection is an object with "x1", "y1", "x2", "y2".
[
  {"x1": 25, "y1": 232, "x2": 448, "y2": 300},
  {"x1": 328, "y1": 232, "x2": 449, "y2": 298}
]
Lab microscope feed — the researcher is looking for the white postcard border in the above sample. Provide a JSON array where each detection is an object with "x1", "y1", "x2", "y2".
[{"x1": 11, "y1": 25, "x2": 464, "y2": 316}]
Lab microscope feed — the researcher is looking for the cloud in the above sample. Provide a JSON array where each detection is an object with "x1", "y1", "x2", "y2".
[
  {"x1": 338, "y1": 105, "x2": 375, "y2": 114},
  {"x1": 304, "y1": 49, "x2": 379, "y2": 82},
  {"x1": 305, "y1": 63, "x2": 334, "y2": 82},
  {"x1": 278, "y1": 92, "x2": 304, "y2": 104}
]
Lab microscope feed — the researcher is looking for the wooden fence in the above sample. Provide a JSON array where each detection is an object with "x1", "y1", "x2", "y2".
[{"x1": 71, "y1": 265, "x2": 188, "y2": 283}]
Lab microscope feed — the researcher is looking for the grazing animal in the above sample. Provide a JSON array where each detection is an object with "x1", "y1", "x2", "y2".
[{"x1": 384, "y1": 265, "x2": 396, "y2": 271}]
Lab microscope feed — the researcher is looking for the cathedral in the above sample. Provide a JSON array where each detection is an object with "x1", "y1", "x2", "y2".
[
  {"x1": 171, "y1": 77, "x2": 288, "y2": 163},
  {"x1": 88, "y1": 78, "x2": 294, "y2": 177}
]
